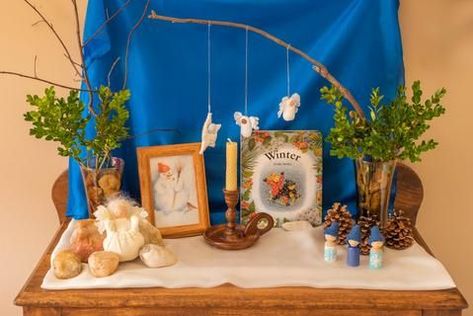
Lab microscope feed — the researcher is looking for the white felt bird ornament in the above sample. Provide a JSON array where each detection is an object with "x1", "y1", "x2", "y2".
[
  {"x1": 199, "y1": 113, "x2": 221, "y2": 154},
  {"x1": 278, "y1": 93, "x2": 301, "y2": 121},
  {"x1": 234, "y1": 111, "x2": 259, "y2": 138}
]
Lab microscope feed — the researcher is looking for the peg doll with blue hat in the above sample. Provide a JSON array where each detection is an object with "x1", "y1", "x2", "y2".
[
  {"x1": 368, "y1": 225, "x2": 385, "y2": 269},
  {"x1": 324, "y1": 222, "x2": 339, "y2": 262},
  {"x1": 346, "y1": 224, "x2": 361, "y2": 267}
]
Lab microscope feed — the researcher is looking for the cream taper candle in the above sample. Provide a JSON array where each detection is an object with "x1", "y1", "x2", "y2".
[{"x1": 226, "y1": 139, "x2": 238, "y2": 191}]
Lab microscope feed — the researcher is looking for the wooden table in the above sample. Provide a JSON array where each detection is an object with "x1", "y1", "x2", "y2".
[{"x1": 15, "y1": 221, "x2": 468, "y2": 315}]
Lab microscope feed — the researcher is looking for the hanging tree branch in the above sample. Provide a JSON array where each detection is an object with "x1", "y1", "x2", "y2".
[
  {"x1": 122, "y1": 0, "x2": 151, "y2": 89},
  {"x1": 82, "y1": 0, "x2": 132, "y2": 48},
  {"x1": 148, "y1": 10, "x2": 365, "y2": 119},
  {"x1": 23, "y1": 0, "x2": 83, "y2": 78},
  {"x1": 71, "y1": 0, "x2": 95, "y2": 113},
  {"x1": 0, "y1": 71, "x2": 95, "y2": 92}
]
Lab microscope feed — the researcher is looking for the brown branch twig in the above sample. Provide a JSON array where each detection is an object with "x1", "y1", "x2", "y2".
[
  {"x1": 148, "y1": 10, "x2": 365, "y2": 118},
  {"x1": 71, "y1": 0, "x2": 96, "y2": 116},
  {"x1": 82, "y1": 0, "x2": 133, "y2": 48},
  {"x1": 123, "y1": 0, "x2": 151, "y2": 89},
  {"x1": 107, "y1": 57, "x2": 121, "y2": 87},
  {"x1": 33, "y1": 55, "x2": 38, "y2": 77},
  {"x1": 0, "y1": 71, "x2": 95, "y2": 92},
  {"x1": 23, "y1": 0, "x2": 82, "y2": 79}
]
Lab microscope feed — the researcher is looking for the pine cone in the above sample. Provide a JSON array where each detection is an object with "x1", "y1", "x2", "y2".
[
  {"x1": 358, "y1": 213, "x2": 379, "y2": 255},
  {"x1": 324, "y1": 202, "x2": 353, "y2": 245},
  {"x1": 384, "y1": 210, "x2": 414, "y2": 250}
]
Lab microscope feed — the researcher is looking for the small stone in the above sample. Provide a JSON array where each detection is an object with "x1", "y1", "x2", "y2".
[
  {"x1": 69, "y1": 219, "x2": 104, "y2": 262},
  {"x1": 88, "y1": 251, "x2": 120, "y2": 277},
  {"x1": 139, "y1": 244, "x2": 177, "y2": 268},
  {"x1": 53, "y1": 250, "x2": 82, "y2": 279}
]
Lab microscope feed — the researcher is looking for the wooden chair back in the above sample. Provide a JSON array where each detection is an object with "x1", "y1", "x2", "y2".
[{"x1": 51, "y1": 162, "x2": 424, "y2": 225}]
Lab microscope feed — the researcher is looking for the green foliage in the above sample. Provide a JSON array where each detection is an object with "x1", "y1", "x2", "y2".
[
  {"x1": 24, "y1": 88, "x2": 88, "y2": 163},
  {"x1": 320, "y1": 81, "x2": 446, "y2": 162},
  {"x1": 24, "y1": 86, "x2": 131, "y2": 167}
]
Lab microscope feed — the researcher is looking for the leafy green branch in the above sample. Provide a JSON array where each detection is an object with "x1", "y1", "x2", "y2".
[
  {"x1": 24, "y1": 86, "x2": 131, "y2": 168},
  {"x1": 320, "y1": 81, "x2": 446, "y2": 162}
]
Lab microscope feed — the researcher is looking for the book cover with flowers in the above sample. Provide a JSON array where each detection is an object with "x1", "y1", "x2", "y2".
[{"x1": 240, "y1": 130, "x2": 323, "y2": 227}]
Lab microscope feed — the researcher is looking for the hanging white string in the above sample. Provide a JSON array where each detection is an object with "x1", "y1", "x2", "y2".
[
  {"x1": 244, "y1": 26, "x2": 249, "y2": 115},
  {"x1": 207, "y1": 22, "x2": 211, "y2": 113},
  {"x1": 286, "y1": 44, "x2": 291, "y2": 97}
]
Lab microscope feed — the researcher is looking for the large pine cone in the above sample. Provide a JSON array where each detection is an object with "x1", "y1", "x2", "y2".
[
  {"x1": 384, "y1": 210, "x2": 414, "y2": 250},
  {"x1": 324, "y1": 202, "x2": 353, "y2": 245},
  {"x1": 358, "y1": 213, "x2": 379, "y2": 255}
]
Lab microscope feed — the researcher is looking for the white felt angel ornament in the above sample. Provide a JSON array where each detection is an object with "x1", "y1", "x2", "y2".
[
  {"x1": 278, "y1": 93, "x2": 301, "y2": 122},
  {"x1": 278, "y1": 45, "x2": 301, "y2": 121},
  {"x1": 199, "y1": 24, "x2": 222, "y2": 155},
  {"x1": 199, "y1": 113, "x2": 221, "y2": 154},
  {"x1": 234, "y1": 112, "x2": 259, "y2": 138}
]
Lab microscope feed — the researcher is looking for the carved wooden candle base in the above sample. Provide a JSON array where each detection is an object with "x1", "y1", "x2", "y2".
[{"x1": 203, "y1": 189, "x2": 274, "y2": 250}]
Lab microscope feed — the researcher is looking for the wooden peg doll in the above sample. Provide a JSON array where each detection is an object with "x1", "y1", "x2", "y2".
[
  {"x1": 324, "y1": 222, "x2": 339, "y2": 262},
  {"x1": 346, "y1": 224, "x2": 361, "y2": 267},
  {"x1": 368, "y1": 225, "x2": 385, "y2": 269}
]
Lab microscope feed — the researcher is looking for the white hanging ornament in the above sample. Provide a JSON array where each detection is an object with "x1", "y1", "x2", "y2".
[
  {"x1": 278, "y1": 93, "x2": 301, "y2": 121},
  {"x1": 199, "y1": 23, "x2": 221, "y2": 155},
  {"x1": 234, "y1": 27, "x2": 260, "y2": 138},
  {"x1": 234, "y1": 112, "x2": 259, "y2": 138},
  {"x1": 278, "y1": 45, "x2": 301, "y2": 122},
  {"x1": 199, "y1": 113, "x2": 221, "y2": 154}
]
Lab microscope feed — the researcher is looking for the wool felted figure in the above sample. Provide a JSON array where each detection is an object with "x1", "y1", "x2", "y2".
[
  {"x1": 368, "y1": 225, "x2": 385, "y2": 269},
  {"x1": 103, "y1": 215, "x2": 145, "y2": 262},
  {"x1": 278, "y1": 93, "x2": 301, "y2": 121},
  {"x1": 346, "y1": 224, "x2": 361, "y2": 267},
  {"x1": 234, "y1": 112, "x2": 259, "y2": 138},
  {"x1": 199, "y1": 113, "x2": 221, "y2": 154},
  {"x1": 94, "y1": 197, "x2": 164, "y2": 247},
  {"x1": 324, "y1": 221, "x2": 339, "y2": 262}
]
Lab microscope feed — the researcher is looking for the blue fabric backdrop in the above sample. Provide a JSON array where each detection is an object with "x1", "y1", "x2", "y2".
[{"x1": 68, "y1": 0, "x2": 404, "y2": 222}]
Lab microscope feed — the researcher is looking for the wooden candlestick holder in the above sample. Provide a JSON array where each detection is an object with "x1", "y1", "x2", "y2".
[{"x1": 203, "y1": 189, "x2": 274, "y2": 250}]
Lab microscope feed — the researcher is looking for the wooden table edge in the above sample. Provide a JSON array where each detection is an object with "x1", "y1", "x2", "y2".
[{"x1": 14, "y1": 219, "x2": 469, "y2": 311}]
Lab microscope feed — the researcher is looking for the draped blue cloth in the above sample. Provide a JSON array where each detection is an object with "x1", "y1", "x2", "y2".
[{"x1": 68, "y1": 0, "x2": 404, "y2": 222}]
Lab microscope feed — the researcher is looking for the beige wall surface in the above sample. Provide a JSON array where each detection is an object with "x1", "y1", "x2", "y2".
[
  {"x1": 0, "y1": 1, "x2": 471, "y2": 315},
  {"x1": 400, "y1": 1, "x2": 473, "y2": 314}
]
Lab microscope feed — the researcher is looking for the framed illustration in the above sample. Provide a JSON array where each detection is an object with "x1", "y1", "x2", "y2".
[
  {"x1": 240, "y1": 130, "x2": 323, "y2": 227},
  {"x1": 137, "y1": 143, "x2": 210, "y2": 238}
]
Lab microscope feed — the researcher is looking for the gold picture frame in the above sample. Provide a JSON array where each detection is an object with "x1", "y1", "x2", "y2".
[{"x1": 137, "y1": 143, "x2": 210, "y2": 238}]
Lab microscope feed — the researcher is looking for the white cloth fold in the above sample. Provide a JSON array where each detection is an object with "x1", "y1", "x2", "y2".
[{"x1": 42, "y1": 219, "x2": 455, "y2": 290}]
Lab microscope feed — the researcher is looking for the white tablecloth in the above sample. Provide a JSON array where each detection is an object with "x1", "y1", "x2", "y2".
[{"x1": 42, "y1": 219, "x2": 456, "y2": 290}]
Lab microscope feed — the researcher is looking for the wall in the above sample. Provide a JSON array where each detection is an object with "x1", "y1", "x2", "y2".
[
  {"x1": 0, "y1": 1, "x2": 471, "y2": 315},
  {"x1": 0, "y1": 0, "x2": 85, "y2": 314},
  {"x1": 399, "y1": 1, "x2": 473, "y2": 314}
]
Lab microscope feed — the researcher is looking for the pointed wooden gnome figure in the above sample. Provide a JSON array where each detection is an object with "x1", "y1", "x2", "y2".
[
  {"x1": 346, "y1": 224, "x2": 361, "y2": 267},
  {"x1": 324, "y1": 222, "x2": 339, "y2": 262},
  {"x1": 368, "y1": 225, "x2": 385, "y2": 269}
]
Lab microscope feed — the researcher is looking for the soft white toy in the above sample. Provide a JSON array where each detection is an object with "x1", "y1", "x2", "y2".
[
  {"x1": 139, "y1": 244, "x2": 177, "y2": 268},
  {"x1": 278, "y1": 93, "x2": 301, "y2": 121},
  {"x1": 103, "y1": 215, "x2": 145, "y2": 262},
  {"x1": 199, "y1": 113, "x2": 221, "y2": 154},
  {"x1": 234, "y1": 111, "x2": 259, "y2": 138}
]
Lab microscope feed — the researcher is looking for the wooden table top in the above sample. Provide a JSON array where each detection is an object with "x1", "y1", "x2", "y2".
[{"x1": 15, "y1": 220, "x2": 468, "y2": 313}]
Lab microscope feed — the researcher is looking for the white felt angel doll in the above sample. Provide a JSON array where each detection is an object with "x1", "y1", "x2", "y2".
[
  {"x1": 278, "y1": 93, "x2": 301, "y2": 121},
  {"x1": 199, "y1": 113, "x2": 221, "y2": 154},
  {"x1": 234, "y1": 111, "x2": 259, "y2": 138}
]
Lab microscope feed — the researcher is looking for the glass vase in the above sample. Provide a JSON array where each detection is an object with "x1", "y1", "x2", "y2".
[
  {"x1": 355, "y1": 158, "x2": 396, "y2": 227},
  {"x1": 80, "y1": 157, "x2": 124, "y2": 217}
]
